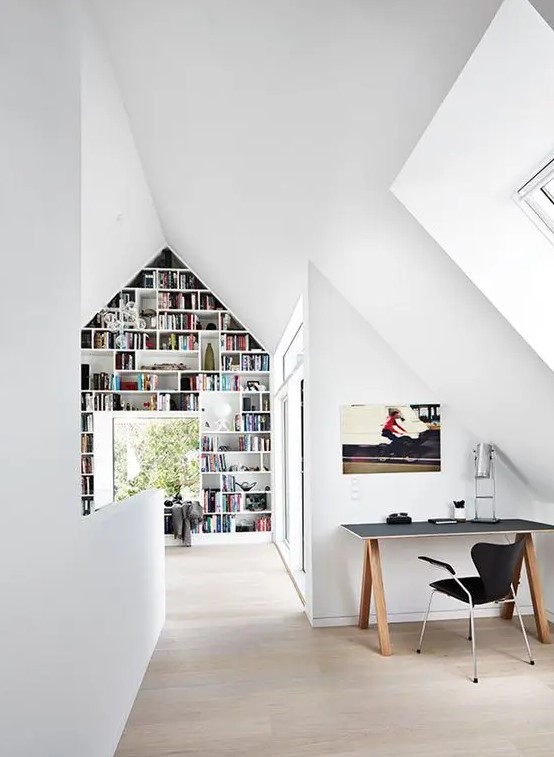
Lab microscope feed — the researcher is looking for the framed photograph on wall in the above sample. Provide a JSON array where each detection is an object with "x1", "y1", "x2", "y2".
[{"x1": 340, "y1": 404, "x2": 441, "y2": 474}]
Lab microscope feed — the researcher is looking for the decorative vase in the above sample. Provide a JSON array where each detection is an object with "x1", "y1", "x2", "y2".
[{"x1": 204, "y1": 343, "x2": 215, "y2": 371}]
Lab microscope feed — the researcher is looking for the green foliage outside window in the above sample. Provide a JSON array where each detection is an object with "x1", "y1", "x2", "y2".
[{"x1": 114, "y1": 419, "x2": 200, "y2": 501}]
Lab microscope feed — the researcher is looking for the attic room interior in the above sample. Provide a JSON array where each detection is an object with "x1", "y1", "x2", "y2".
[{"x1": 3, "y1": 0, "x2": 554, "y2": 755}]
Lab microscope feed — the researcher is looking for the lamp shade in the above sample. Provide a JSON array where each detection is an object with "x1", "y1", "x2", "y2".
[{"x1": 475, "y1": 443, "x2": 493, "y2": 478}]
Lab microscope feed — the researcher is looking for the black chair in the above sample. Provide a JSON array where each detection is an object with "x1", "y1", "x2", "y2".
[{"x1": 416, "y1": 540, "x2": 534, "y2": 683}]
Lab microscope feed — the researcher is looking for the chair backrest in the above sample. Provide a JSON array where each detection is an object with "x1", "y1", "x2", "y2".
[{"x1": 471, "y1": 540, "x2": 524, "y2": 602}]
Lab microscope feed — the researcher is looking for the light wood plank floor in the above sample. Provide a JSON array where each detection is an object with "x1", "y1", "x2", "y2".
[{"x1": 115, "y1": 544, "x2": 554, "y2": 757}]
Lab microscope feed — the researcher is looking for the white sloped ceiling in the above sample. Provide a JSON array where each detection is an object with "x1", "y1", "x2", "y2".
[{"x1": 86, "y1": 0, "x2": 554, "y2": 499}]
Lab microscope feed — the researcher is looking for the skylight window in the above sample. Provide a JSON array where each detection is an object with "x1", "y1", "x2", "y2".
[{"x1": 516, "y1": 157, "x2": 554, "y2": 244}]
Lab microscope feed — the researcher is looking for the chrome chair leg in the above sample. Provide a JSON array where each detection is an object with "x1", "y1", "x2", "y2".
[
  {"x1": 469, "y1": 602, "x2": 478, "y2": 683},
  {"x1": 511, "y1": 583, "x2": 535, "y2": 666},
  {"x1": 416, "y1": 590, "x2": 436, "y2": 653}
]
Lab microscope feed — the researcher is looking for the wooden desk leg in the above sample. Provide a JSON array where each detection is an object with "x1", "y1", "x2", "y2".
[
  {"x1": 358, "y1": 540, "x2": 372, "y2": 630},
  {"x1": 368, "y1": 539, "x2": 392, "y2": 656},
  {"x1": 501, "y1": 533, "x2": 525, "y2": 621},
  {"x1": 523, "y1": 533, "x2": 552, "y2": 644}
]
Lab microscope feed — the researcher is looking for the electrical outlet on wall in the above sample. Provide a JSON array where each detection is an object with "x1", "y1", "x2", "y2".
[{"x1": 351, "y1": 475, "x2": 359, "y2": 501}]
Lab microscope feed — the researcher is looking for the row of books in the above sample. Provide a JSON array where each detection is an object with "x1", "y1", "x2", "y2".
[
  {"x1": 93, "y1": 331, "x2": 116, "y2": 349},
  {"x1": 242, "y1": 413, "x2": 271, "y2": 432},
  {"x1": 81, "y1": 457, "x2": 93, "y2": 474},
  {"x1": 81, "y1": 393, "x2": 114, "y2": 411},
  {"x1": 241, "y1": 354, "x2": 270, "y2": 372},
  {"x1": 114, "y1": 373, "x2": 159, "y2": 391},
  {"x1": 181, "y1": 374, "x2": 220, "y2": 391},
  {"x1": 221, "y1": 494, "x2": 242, "y2": 512},
  {"x1": 221, "y1": 335, "x2": 255, "y2": 351},
  {"x1": 221, "y1": 474, "x2": 237, "y2": 492},
  {"x1": 160, "y1": 334, "x2": 198, "y2": 351},
  {"x1": 221, "y1": 356, "x2": 239, "y2": 371},
  {"x1": 158, "y1": 313, "x2": 198, "y2": 330},
  {"x1": 203, "y1": 489, "x2": 221, "y2": 514},
  {"x1": 220, "y1": 354, "x2": 270, "y2": 372},
  {"x1": 220, "y1": 374, "x2": 241, "y2": 391},
  {"x1": 201, "y1": 453, "x2": 228, "y2": 472},
  {"x1": 116, "y1": 332, "x2": 150, "y2": 351},
  {"x1": 81, "y1": 433, "x2": 93, "y2": 453},
  {"x1": 81, "y1": 414, "x2": 93, "y2": 432},
  {"x1": 81, "y1": 476, "x2": 94, "y2": 495},
  {"x1": 95, "y1": 394, "x2": 116, "y2": 411},
  {"x1": 191, "y1": 513, "x2": 272, "y2": 534},
  {"x1": 82, "y1": 392, "x2": 199, "y2": 412},
  {"x1": 116, "y1": 352, "x2": 135, "y2": 370},
  {"x1": 142, "y1": 271, "x2": 156, "y2": 288},
  {"x1": 158, "y1": 292, "x2": 223, "y2": 311},
  {"x1": 95, "y1": 372, "x2": 112, "y2": 390},
  {"x1": 157, "y1": 270, "x2": 205, "y2": 290},
  {"x1": 238, "y1": 435, "x2": 271, "y2": 452},
  {"x1": 253, "y1": 515, "x2": 271, "y2": 532},
  {"x1": 158, "y1": 393, "x2": 200, "y2": 412},
  {"x1": 201, "y1": 491, "x2": 244, "y2": 514}
]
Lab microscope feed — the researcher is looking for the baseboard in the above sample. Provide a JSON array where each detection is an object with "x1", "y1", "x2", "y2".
[
  {"x1": 547, "y1": 609, "x2": 554, "y2": 624},
  {"x1": 311, "y1": 604, "x2": 534, "y2": 628}
]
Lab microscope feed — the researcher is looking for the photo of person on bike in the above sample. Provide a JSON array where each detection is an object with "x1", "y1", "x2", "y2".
[{"x1": 341, "y1": 403, "x2": 441, "y2": 474}]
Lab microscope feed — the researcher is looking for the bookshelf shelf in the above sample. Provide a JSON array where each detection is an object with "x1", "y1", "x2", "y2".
[{"x1": 80, "y1": 247, "x2": 272, "y2": 542}]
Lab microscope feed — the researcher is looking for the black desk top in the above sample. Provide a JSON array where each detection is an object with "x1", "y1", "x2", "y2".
[{"x1": 341, "y1": 518, "x2": 554, "y2": 540}]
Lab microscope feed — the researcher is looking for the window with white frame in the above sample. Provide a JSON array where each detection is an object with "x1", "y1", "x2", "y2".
[{"x1": 516, "y1": 157, "x2": 554, "y2": 243}]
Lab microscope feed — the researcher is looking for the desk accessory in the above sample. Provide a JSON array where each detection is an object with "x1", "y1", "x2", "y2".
[
  {"x1": 471, "y1": 443, "x2": 500, "y2": 524},
  {"x1": 428, "y1": 518, "x2": 458, "y2": 525},
  {"x1": 386, "y1": 512, "x2": 412, "y2": 525},
  {"x1": 453, "y1": 499, "x2": 466, "y2": 522}
]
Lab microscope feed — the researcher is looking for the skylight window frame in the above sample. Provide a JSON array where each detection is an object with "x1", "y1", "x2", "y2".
[{"x1": 516, "y1": 157, "x2": 554, "y2": 245}]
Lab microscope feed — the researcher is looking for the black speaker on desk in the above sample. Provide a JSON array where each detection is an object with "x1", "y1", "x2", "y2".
[{"x1": 386, "y1": 512, "x2": 412, "y2": 525}]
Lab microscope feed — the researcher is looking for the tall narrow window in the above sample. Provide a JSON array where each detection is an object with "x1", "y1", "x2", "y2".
[{"x1": 282, "y1": 396, "x2": 290, "y2": 544}]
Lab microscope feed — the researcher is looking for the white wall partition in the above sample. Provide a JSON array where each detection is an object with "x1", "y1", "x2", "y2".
[{"x1": 0, "y1": 4, "x2": 165, "y2": 755}]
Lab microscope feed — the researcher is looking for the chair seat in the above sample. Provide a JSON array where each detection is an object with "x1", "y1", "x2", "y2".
[{"x1": 430, "y1": 576, "x2": 489, "y2": 605}]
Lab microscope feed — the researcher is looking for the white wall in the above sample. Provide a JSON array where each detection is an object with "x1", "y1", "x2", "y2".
[
  {"x1": 81, "y1": 1, "x2": 165, "y2": 325},
  {"x1": 76, "y1": 490, "x2": 166, "y2": 757},
  {"x1": 0, "y1": 3, "x2": 165, "y2": 755},
  {"x1": 304, "y1": 264, "x2": 533, "y2": 626},
  {"x1": 393, "y1": 0, "x2": 554, "y2": 370}
]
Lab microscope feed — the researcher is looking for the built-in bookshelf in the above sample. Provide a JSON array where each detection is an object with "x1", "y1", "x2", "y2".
[{"x1": 80, "y1": 248, "x2": 272, "y2": 542}]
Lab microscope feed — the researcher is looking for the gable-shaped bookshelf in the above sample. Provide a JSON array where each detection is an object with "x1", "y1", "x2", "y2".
[{"x1": 81, "y1": 248, "x2": 272, "y2": 543}]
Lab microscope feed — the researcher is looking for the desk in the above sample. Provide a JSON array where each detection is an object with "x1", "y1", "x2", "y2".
[{"x1": 342, "y1": 519, "x2": 554, "y2": 656}]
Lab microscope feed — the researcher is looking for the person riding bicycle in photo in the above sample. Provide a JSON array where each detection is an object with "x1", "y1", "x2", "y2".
[{"x1": 381, "y1": 408, "x2": 407, "y2": 443}]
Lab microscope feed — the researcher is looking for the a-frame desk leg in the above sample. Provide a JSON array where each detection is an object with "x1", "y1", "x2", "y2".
[
  {"x1": 358, "y1": 538, "x2": 392, "y2": 656},
  {"x1": 502, "y1": 533, "x2": 551, "y2": 644},
  {"x1": 358, "y1": 540, "x2": 372, "y2": 630}
]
